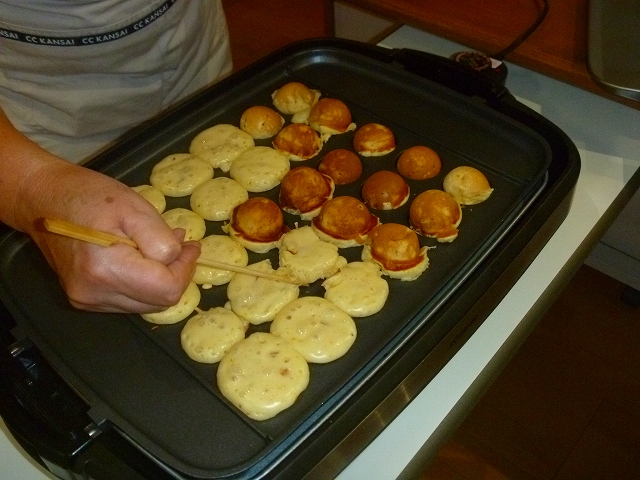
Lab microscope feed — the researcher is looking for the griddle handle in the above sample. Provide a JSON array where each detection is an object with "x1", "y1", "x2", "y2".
[
  {"x1": 392, "y1": 48, "x2": 508, "y2": 104},
  {"x1": 0, "y1": 309, "x2": 97, "y2": 471}
]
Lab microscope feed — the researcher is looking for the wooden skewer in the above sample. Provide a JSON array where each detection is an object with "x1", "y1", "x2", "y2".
[
  {"x1": 43, "y1": 218, "x2": 138, "y2": 248},
  {"x1": 43, "y1": 218, "x2": 301, "y2": 285},
  {"x1": 196, "y1": 257, "x2": 301, "y2": 285}
]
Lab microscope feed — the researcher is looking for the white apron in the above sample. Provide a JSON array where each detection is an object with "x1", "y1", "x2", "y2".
[{"x1": 0, "y1": 0, "x2": 232, "y2": 163}]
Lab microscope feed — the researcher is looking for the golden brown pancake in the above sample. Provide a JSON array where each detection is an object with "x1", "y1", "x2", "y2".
[
  {"x1": 271, "y1": 81, "x2": 320, "y2": 115},
  {"x1": 397, "y1": 145, "x2": 442, "y2": 180},
  {"x1": 317, "y1": 149, "x2": 363, "y2": 185},
  {"x1": 308, "y1": 98, "x2": 356, "y2": 135},
  {"x1": 227, "y1": 197, "x2": 288, "y2": 252},
  {"x1": 239, "y1": 105, "x2": 284, "y2": 139},
  {"x1": 312, "y1": 196, "x2": 379, "y2": 247},
  {"x1": 278, "y1": 166, "x2": 335, "y2": 219},
  {"x1": 362, "y1": 223, "x2": 428, "y2": 280},
  {"x1": 361, "y1": 170, "x2": 410, "y2": 210},
  {"x1": 272, "y1": 123, "x2": 323, "y2": 161},
  {"x1": 443, "y1": 165, "x2": 493, "y2": 205},
  {"x1": 353, "y1": 123, "x2": 396, "y2": 156},
  {"x1": 409, "y1": 189, "x2": 462, "y2": 242}
]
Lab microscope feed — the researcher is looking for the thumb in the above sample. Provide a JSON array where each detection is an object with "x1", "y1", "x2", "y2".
[{"x1": 126, "y1": 216, "x2": 183, "y2": 265}]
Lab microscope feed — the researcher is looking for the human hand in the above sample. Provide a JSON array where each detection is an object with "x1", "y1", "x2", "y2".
[{"x1": 16, "y1": 161, "x2": 201, "y2": 313}]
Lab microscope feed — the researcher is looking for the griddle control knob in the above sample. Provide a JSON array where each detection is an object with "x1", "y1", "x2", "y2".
[{"x1": 451, "y1": 51, "x2": 508, "y2": 86}]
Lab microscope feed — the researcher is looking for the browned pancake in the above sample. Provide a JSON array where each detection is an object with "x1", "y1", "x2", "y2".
[
  {"x1": 443, "y1": 166, "x2": 493, "y2": 205},
  {"x1": 272, "y1": 123, "x2": 323, "y2": 161},
  {"x1": 230, "y1": 197, "x2": 287, "y2": 244},
  {"x1": 366, "y1": 223, "x2": 426, "y2": 272},
  {"x1": 308, "y1": 98, "x2": 355, "y2": 134},
  {"x1": 361, "y1": 170, "x2": 410, "y2": 210},
  {"x1": 397, "y1": 145, "x2": 442, "y2": 180},
  {"x1": 353, "y1": 123, "x2": 396, "y2": 156},
  {"x1": 312, "y1": 196, "x2": 379, "y2": 246},
  {"x1": 271, "y1": 81, "x2": 319, "y2": 115},
  {"x1": 317, "y1": 149, "x2": 363, "y2": 185},
  {"x1": 239, "y1": 105, "x2": 284, "y2": 139},
  {"x1": 279, "y1": 166, "x2": 334, "y2": 218},
  {"x1": 409, "y1": 189, "x2": 462, "y2": 242}
]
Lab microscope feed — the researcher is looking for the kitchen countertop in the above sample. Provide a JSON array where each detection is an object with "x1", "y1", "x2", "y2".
[
  {"x1": 336, "y1": 0, "x2": 640, "y2": 111},
  {"x1": 2, "y1": 24, "x2": 640, "y2": 480},
  {"x1": 338, "y1": 26, "x2": 640, "y2": 479}
]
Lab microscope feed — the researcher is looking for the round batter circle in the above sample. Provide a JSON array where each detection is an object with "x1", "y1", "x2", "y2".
[
  {"x1": 180, "y1": 307, "x2": 246, "y2": 363},
  {"x1": 131, "y1": 184, "x2": 166, "y2": 214},
  {"x1": 161, "y1": 208, "x2": 206, "y2": 241},
  {"x1": 217, "y1": 332, "x2": 310, "y2": 421},
  {"x1": 150, "y1": 153, "x2": 214, "y2": 197},
  {"x1": 189, "y1": 124, "x2": 255, "y2": 172},
  {"x1": 140, "y1": 281, "x2": 201, "y2": 325},
  {"x1": 226, "y1": 260, "x2": 299, "y2": 325},
  {"x1": 322, "y1": 261, "x2": 389, "y2": 317},
  {"x1": 193, "y1": 235, "x2": 249, "y2": 286},
  {"x1": 190, "y1": 177, "x2": 249, "y2": 221},
  {"x1": 270, "y1": 296, "x2": 357, "y2": 363},
  {"x1": 229, "y1": 146, "x2": 290, "y2": 192}
]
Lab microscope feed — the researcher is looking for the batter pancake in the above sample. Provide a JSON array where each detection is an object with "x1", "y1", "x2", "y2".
[
  {"x1": 226, "y1": 260, "x2": 299, "y2": 325},
  {"x1": 278, "y1": 226, "x2": 347, "y2": 284},
  {"x1": 193, "y1": 235, "x2": 249, "y2": 287},
  {"x1": 317, "y1": 149, "x2": 363, "y2": 185},
  {"x1": 190, "y1": 177, "x2": 249, "y2": 222},
  {"x1": 161, "y1": 208, "x2": 206, "y2": 242},
  {"x1": 397, "y1": 145, "x2": 442, "y2": 180},
  {"x1": 180, "y1": 307, "x2": 247, "y2": 364},
  {"x1": 322, "y1": 261, "x2": 389, "y2": 317},
  {"x1": 189, "y1": 124, "x2": 255, "y2": 172},
  {"x1": 149, "y1": 153, "x2": 213, "y2": 197},
  {"x1": 229, "y1": 146, "x2": 290, "y2": 192},
  {"x1": 131, "y1": 184, "x2": 166, "y2": 214},
  {"x1": 140, "y1": 281, "x2": 201, "y2": 325},
  {"x1": 307, "y1": 98, "x2": 356, "y2": 137},
  {"x1": 217, "y1": 332, "x2": 310, "y2": 421},
  {"x1": 270, "y1": 296, "x2": 357, "y2": 363}
]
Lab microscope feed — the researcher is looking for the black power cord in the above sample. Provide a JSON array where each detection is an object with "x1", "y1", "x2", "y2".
[
  {"x1": 452, "y1": 0, "x2": 550, "y2": 85},
  {"x1": 491, "y1": 0, "x2": 550, "y2": 60}
]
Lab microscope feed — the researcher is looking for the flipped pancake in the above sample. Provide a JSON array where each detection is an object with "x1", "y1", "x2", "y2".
[
  {"x1": 279, "y1": 166, "x2": 334, "y2": 219},
  {"x1": 312, "y1": 196, "x2": 380, "y2": 248},
  {"x1": 361, "y1": 223, "x2": 429, "y2": 281},
  {"x1": 409, "y1": 189, "x2": 462, "y2": 242}
]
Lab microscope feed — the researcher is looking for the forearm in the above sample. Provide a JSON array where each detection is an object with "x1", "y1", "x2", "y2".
[
  {"x1": 0, "y1": 107, "x2": 73, "y2": 233},
  {"x1": 0, "y1": 107, "x2": 201, "y2": 312}
]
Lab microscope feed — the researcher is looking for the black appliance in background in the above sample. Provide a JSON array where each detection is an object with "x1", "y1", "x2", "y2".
[
  {"x1": 587, "y1": 0, "x2": 640, "y2": 101},
  {"x1": 0, "y1": 39, "x2": 580, "y2": 480}
]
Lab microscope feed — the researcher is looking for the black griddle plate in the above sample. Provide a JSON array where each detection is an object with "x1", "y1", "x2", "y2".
[{"x1": 0, "y1": 39, "x2": 579, "y2": 480}]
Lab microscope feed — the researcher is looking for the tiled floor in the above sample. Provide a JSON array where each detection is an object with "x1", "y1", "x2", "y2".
[
  {"x1": 222, "y1": 3, "x2": 640, "y2": 479},
  {"x1": 419, "y1": 265, "x2": 640, "y2": 480}
]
